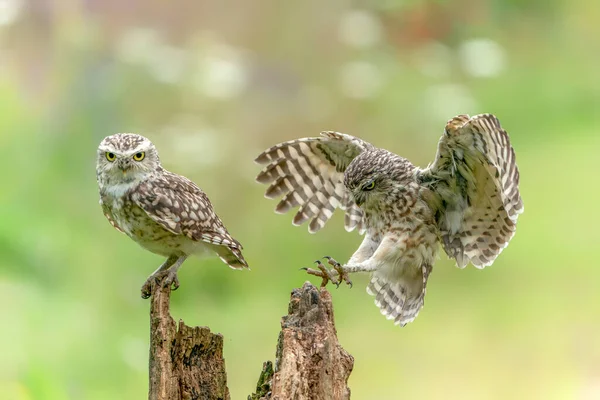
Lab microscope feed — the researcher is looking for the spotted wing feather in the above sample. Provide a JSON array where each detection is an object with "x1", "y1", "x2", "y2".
[
  {"x1": 255, "y1": 131, "x2": 371, "y2": 233},
  {"x1": 421, "y1": 114, "x2": 523, "y2": 268},
  {"x1": 132, "y1": 172, "x2": 248, "y2": 268}
]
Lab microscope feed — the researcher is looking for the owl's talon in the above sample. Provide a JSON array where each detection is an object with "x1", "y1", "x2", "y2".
[
  {"x1": 141, "y1": 281, "x2": 152, "y2": 299},
  {"x1": 323, "y1": 256, "x2": 341, "y2": 268},
  {"x1": 303, "y1": 260, "x2": 339, "y2": 287},
  {"x1": 303, "y1": 257, "x2": 352, "y2": 288},
  {"x1": 335, "y1": 266, "x2": 352, "y2": 288},
  {"x1": 303, "y1": 267, "x2": 328, "y2": 287},
  {"x1": 140, "y1": 273, "x2": 162, "y2": 298},
  {"x1": 324, "y1": 256, "x2": 352, "y2": 288},
  {"x1": 162, "y1": 269, "x2": 180, "y2": 291},
  {"x1": 168, "y1": 276, "x2": 180, "y2": 291},
  {"x1": 140, "y1": 268, "x2": 180, "y2": 298}
]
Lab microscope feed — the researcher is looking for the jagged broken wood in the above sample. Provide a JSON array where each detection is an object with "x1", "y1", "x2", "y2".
[
  {"x1": 249, "y1": 281, "x2": 354, "y2": 400},
  {"x1": 149, "y1": 276, "x2": 229, "y2": 400},
  {"x1": 148, "y1": 277, "x2": 353, "y2": 400}
]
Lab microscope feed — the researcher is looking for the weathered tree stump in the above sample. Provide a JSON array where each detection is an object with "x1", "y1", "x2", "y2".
[
  {"x1": 249, "y1": 281, "x2": 355, "y2": 400},
  {"x1": 149, "y1": 276, "x2": 229, "y2": 400},
  {"x1": 148, "y1": 277, "x2": 353, "y2": 400}
]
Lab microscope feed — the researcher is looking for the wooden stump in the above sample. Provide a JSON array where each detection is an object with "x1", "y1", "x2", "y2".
[
  {"x1": 249, "y1": 281, "x2": 354, "y2": 400},
  {"x1": 149, "y1": 277, "x2": 229, "y2": 400},
  {"x1": 148, "y1": 277, "x2": 353, "y2": 400}
]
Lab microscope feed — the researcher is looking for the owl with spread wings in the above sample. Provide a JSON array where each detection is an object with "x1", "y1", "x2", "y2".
[{"x1": 255, "y1": 114, "x2": 523, "y2": 326}]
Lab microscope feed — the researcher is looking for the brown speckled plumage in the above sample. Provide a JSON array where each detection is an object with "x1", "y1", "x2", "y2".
[
  {"x1": 256, "y1": 114, "x2": 523, "y2": 326},
  {"x1": 97, "y1": 133, "x2": 247, "y2": 297}
]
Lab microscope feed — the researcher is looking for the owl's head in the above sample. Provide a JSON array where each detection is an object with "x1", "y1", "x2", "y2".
[
  {"x1": 96, "y1": 133, "x2": 161, "y2": 184},
  {"x1": 344, "y1": 149, "x2": 414, "y2": 209}
]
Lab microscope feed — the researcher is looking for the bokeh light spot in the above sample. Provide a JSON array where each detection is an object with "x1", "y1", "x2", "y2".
[
  {"x1": 459, "y1": 38, "x2": 507, "y2": 78},
  {"x1": 338, "y1": 10, "x2": 383, "y2": 49},
  {"x1": 339, "y1": 61, "x2": 383, "y2": 99}
]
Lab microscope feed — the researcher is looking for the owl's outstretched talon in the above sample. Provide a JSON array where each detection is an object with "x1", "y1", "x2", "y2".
[
  {"x1": 324, "y1": 256, "x2": 352, "y2": 288},
  {"x1": 303, "y1": 258, "x2": 353, "y2": 289},
  {"x1": 302, "y1": 260, "x2": 339, "y2": 287}
]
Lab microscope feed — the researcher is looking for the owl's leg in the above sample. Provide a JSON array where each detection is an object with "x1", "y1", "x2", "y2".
[
  {"x1": 347, "y1": 232, "x2": 381, "y2": 264},
  {"x1": 161, "y1": 255, "x2": 187, "y2": 291},
  {"x1": 141, "y1": 255, "x2": 188, "y2": 298}
]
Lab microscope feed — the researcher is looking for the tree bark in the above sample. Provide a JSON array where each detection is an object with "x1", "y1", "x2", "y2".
[
  {"x1": 249, "y1": 281, "x2": 354, "y2": 400},
  {"x1": 149, "y1": 276, "x2": 230, "y2": 400}
]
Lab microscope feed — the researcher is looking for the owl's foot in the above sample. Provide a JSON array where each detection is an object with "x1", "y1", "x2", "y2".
[
  {"x1": 301, "y1": 257, "x2": 353, "y2": 288},
  {"x1": 140, "y1": 269, "x2": 180, "y2": 299},
  {"x1": 324, "y1": 256, "x2": 353, "y2": 288},
  {"x1": 301, "y1": 260, "x2": 339, "y2": 288},
  {"x1": 141, "y1": 255, "x2": 187, "y2": 299}
]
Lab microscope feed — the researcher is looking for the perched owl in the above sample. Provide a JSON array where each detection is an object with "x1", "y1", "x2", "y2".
[
  {"x1": 96, "y1": 133, "x2": 248, "y2": 298},
  {"x1": 256, "y1": 114, "x2": 523, "y2": 326}
]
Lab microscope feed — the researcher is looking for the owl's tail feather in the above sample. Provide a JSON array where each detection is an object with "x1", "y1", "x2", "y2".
[
  {"x1": 367, "y1": 264, "x2": 432, "y2": 327},
  {"x1": 215, "y1": 245, "x2": 249, "y2": 270}
]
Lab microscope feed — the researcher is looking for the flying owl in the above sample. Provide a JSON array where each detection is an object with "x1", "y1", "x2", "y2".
[
  {"x1": 96, "y1": 133, "x2": 248, "y2": 298},
  {"x1": 255, "y1": 114, "x2": 523, "y2": 326}
]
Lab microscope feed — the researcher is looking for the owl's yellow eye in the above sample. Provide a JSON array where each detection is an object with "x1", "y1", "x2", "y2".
[
  {"x1": 363, "y1": 181, "x2": 375, "y2": 191},
  {"x1": 106, "y1": 152, "x2": 116, "y2": 162},
  {"x1": 133, "y1": 152, "x2": 145, "y2": 161}
]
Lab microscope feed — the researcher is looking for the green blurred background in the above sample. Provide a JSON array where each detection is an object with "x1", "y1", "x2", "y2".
[{"x1": 1, "y1": 0, "x2": 599, "y2": 399}]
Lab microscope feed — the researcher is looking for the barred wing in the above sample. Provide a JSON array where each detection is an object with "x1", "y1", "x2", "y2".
[
  {"x1": 421, "y1": 114, "x2": 523, "y2": 268},
  {"x1": 255, "y1": 131, "x2": 372, "y2": 233}
]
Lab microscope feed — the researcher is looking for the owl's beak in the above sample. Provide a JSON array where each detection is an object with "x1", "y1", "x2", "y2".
[{"x1": 117, "y1": 159, "x2": 132, "y2": 174}]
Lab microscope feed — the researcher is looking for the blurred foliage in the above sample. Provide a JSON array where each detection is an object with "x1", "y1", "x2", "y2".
[{"x1": 1, "y1": 0, "x2": 599, "y2": 399}]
